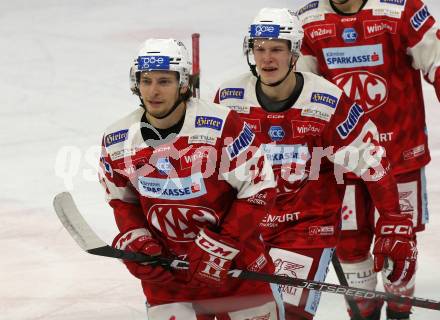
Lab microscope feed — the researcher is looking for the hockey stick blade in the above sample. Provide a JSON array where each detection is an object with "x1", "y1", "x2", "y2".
[
  {"x1": 53, "y1": 192, "x2": 162, "y2": 264},
  {"x1": 53, "y1": 192, "x2": 440, "y2": 311}
]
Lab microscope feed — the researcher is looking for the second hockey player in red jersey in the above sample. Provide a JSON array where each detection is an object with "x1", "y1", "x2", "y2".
[
  {"x1": 298, "y1": 0, "x2": 440, "y2": 319},
  {"x1": 215, "y1": 8, "x2": 417, "y2": 320},
  {"x1": 99, "y1": 38, "x2": 282, "y2": 319}
]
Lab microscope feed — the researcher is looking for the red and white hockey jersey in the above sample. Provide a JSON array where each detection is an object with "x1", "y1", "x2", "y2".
[
  {"x1": 99, "y1": 99, "x2": 276, "y2": 304},
  {"x1": 298, "y1": 0, "x2": 440, "y2": 174},
  {"x1": 215, "y1": 72, "x2": 401, "y2": 249}
]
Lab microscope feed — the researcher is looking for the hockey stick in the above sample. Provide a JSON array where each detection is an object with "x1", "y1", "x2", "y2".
[
  {"x1": 53, "y1": 192, "x2": 440, "y2": 311},
  {"x1": 191, "y1": 33, "x2": 200, "y2": 98},
  {"x1": 332, "y1": 254, "x2": 365, "y2": 319}
]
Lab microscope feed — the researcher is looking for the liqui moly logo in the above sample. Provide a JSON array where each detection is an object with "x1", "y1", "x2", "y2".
[
  {"x1": 364, "y1": 20, "x2": 397, "y2": 38},
  {"x1": 411, "y1": 5, "x2": 431, "y2": 31},
  {"x1": 336, "y1": 104, "x2": 364, "y2": 139},
  {"x1": 305, "y1": 24, "x2": 336, "y2": 42}
]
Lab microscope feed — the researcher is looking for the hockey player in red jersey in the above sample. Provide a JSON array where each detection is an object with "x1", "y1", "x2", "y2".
[
  {"x1": 297, "y1": 0, "x2": 440, "y2": 319},
  {"x1": 98, "y1": 38, "x2": 282, "y2": 319},
  {"x1": 215, "y1": 8, "x2": 417, "y2": 320}
]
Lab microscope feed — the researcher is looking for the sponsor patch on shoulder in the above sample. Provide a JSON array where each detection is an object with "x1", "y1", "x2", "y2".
[
  {"x1": 105, "y1": 129, "x2": 128, "y2": 147},
  {"x1": 195, "y1": 116, "x2": 223, "y2": 131},
  {"x1": 380, "y1": 0, "x2": 405, "y2": 5},
  {"x1": 219, "y1": 88, "x2": 244, "y2": 101},
  {"x1": 297, "y1": 1, "x2": 319, "y2": 15},
  {"x1": 311, "y1": 92, "x2": 338, "y2": 108},
  {"x1": 411, "y1": 5, "x2": 431, "y2": 31}
]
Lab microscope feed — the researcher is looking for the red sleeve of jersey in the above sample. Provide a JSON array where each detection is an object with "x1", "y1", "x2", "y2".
[
  {"x1": 99, "y1": 137, "x2": 147, "y2": 233},
  {"x1": 216, "y1": 112, "x2": 276, "y2": 255},
  {"x1": 322, "y1": 94, "x2": 401, "y2": 217},
  {"x1": 401, "y1": 0, "x2": 436, "y2": 48}
]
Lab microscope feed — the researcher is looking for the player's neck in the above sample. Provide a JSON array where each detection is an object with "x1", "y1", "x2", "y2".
[
  {"x1": 332, "y1": 0, "x2": 365, "y2": 14},
  {"x1": 260, "y1": 70, "x2": 296, "y2": 102},
  {"x1": 146, "y1": 101, "x2": 186, "y2": 129}
]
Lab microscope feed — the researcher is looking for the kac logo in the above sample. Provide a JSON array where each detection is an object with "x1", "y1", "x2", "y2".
[
  {"x1": 342, "y1": 28, "x2": 358, "y2": 43},
  {"x1": 268, "y1": 126, "x2": 285, "y2": 142}
]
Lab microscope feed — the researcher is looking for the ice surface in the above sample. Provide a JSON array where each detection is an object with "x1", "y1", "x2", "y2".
[{"x1": 1, "y1": 0, "x2": 439, "y2": 319}]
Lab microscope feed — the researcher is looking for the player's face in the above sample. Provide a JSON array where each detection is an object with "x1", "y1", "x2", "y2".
[
  {"x1": 138, "y1": 71, "x2": 181, "y2": 118},
  {"x1": 252, "y1": 39, "x2": 293, "y2": 84}
]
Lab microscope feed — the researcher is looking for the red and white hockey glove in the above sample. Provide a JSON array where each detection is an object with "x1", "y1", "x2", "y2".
[
  {"x1": 187, "y1": 229, "x2": 240, "y2": 287},
  {"x1": 373, "y1": 215, "x2": 417, "y2": 285},
  {"x1": 112, "y1": 228, "x2": 173, "y2": 284}
]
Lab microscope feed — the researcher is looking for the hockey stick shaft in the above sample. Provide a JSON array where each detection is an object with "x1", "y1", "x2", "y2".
[
  {"x1": 192, "y1": 33, "x2": 200, "y2": 98},
  {"x1": 53, "y1": 192, "x2": 440, "y2": 311}
]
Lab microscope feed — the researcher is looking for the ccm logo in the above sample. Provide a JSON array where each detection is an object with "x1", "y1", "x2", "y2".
[{"x1": 380, "y1": 225, "x2": 412, "y2": 235}]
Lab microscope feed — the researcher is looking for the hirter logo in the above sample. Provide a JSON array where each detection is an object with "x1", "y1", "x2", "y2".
[
  {"x1": 305, "y1": 24, "x2": 336, "y2": 42},
  {"x1": 333, "y1": 71, "x2": 388, "y2": 112},
  {"x1": 364, "y1": 20, "x2": 397, "y2": 39},
  {"x1": 147, "y1": 204, "x2": 218, "y2": 242}
]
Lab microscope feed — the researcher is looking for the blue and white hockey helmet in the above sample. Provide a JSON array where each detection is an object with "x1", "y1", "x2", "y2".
[
  {"x1": 132, "y1": 38, "x2": 191, "y2": 89},
  {"x1": 244, "y1": 8, "x2": 304, "y2": 57}
]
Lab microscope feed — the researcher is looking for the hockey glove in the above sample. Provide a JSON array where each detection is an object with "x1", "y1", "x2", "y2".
[
  {"x1": 112, "y1": 228, "x2": 173, "y2": 284},
  {"x1": 187, "y1": 229, "x2": 240, "y2": 287},
  {"x1": 373, "y1": 215, "x2": 417, "y2": 285}
]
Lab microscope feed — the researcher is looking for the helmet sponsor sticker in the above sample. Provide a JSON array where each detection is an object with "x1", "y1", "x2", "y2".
[
  {"x1": 137, "y1": 55, "x2": 170, "y2": 70},
  {"x1": 250, "y1": 24, "x2": 280, "y2": 38}
]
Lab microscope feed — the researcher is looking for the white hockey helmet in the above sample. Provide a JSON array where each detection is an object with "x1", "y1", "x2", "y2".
[
  {"x1": 244, "y1": 8, "x2": 304, "y2": 56},
  {"x1": 132, "y1": 38, "x2": 191, "y2": 92}
]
